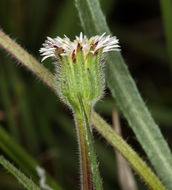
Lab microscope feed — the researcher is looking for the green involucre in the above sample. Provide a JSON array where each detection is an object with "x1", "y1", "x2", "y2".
[{"x1": 54, "y1": 50, "x2": 104, "y2": 111}]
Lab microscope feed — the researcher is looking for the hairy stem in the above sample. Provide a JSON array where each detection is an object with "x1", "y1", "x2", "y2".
[
  {"x1": 92, "y1": 112, "x2": 166, "y2": 190},
  {"x1": 75, "y1": 113, "x2": 93, "y2": 190},
  {"x1": 74, "y1": 96, "x2": 103, "y2": 190},
  {"x1": 0, "y1": 30, "x2": 55, "y2": 91}
]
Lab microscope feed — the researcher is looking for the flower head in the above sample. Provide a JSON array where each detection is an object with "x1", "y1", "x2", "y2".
[
  {"x1": 40, "y1": 32, "x2": 119, "y2": 62},
  {"x1": 40, "y1": 33, "x2": 119, "y2": 111}
]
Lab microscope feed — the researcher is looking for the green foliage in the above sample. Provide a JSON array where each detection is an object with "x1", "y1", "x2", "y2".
[
  {"x1": 160, "y1": 0, "x2": 172, "y2": 70},
  {"x1": 0, "y1": 29, "x2": 167, "y2": 190},
  {"x1": 92, "y1": 112, "x2": 166, "y2": 190},
  {"x1": 0, "y1": 0, "x2": 172, "y2": 189},
  {"x1": 75, "y1": 0, "x2": 172, "y2": 189},
  {"x1": 0, "y1": 126, "x2": 63, "y2": 190},
  {"x1": 0, "y1": 156, "x2": 41, "y2": 190}
]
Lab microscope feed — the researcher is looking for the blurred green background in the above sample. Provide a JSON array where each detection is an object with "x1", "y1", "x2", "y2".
[{"x1": 0, "y1": 0, "x2": 172, "y2": 189}]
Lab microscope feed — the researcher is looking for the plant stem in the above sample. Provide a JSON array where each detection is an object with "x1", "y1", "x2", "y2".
[
  {"x1": 0, "y1": 30, "x2": 55, "y2": 91},
  {"x1": 112, "y1": 110, "x2": 138, "y2": 190},
  {"x1": 74, "y1": 96, "x2": 103, "y2": 190},
  {"x1": 75, "y1": 113, "x2": 93, "y2": 190},
  {"x1": 92, "y1": 112, "x2": 166, "y2": 190}
]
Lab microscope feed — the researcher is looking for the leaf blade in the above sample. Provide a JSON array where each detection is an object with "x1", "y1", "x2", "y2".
[
  {"x1": 0, "y1": 126, "x2": 63, "y2": 190},
  {"x1": 0, "y1": 156, "x2": 41, "y2": 190}
]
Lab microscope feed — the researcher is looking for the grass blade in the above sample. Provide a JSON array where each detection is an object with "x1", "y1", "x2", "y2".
[
  {"x1": 0, "y1": 67, "x2": 20, "y2": 140},
  {"x1": 160, "y1": 0, "x2": 172, "y2": 70},
  {"x1": 0, "y1": 126, "x2": 63, "y2": 190},
  {"x1": 7, "y1": 64, "x2": 40, "y2": 153},
  {"x1": 0, "y1": 155, "x2": 41, "y2": 190}
]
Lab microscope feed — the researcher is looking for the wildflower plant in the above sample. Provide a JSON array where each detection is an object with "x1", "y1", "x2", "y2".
[
  {"x1": 0, "y1": 0, "x2": 171, "y2": 189},
  {"x1": 40, "y1": 33, "x2": 119, "y2": 190}
]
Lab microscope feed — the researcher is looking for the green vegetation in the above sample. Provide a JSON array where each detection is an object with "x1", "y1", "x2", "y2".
[{"x1": 0, "y1": 0, "x2": 172, "y2": 189}]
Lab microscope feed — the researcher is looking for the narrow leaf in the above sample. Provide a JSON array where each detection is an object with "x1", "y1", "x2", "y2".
[
  {"x1": 0, "y1": 155, "x2": 41, "y2": 190},
  {"x1": 0, "y1": 126, "x2": 63, "y2": 190},
  {"x1": 160, "y1": 0, "x2": 172, "y2": 70},
  {"x1": 0, "y1": 67, "x2": 20, "y2": 140}
]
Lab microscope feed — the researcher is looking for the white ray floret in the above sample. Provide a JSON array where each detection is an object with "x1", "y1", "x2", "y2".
[{"x1": 40, "y1": 32, "x2": 120, "y2": 62}]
